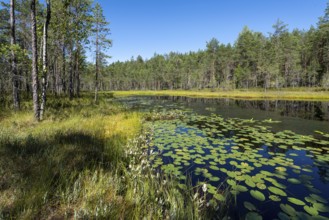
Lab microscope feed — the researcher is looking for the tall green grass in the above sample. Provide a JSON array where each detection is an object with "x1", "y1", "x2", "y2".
[{"x1": 0, "y1": 94, "x2": 220, "y2": 219}]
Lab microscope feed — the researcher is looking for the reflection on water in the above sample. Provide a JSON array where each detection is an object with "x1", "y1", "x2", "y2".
[
  {"x1": 149, "y1": 115, "x2": 329, "y2": 219},
  {"x1": 118, "y1": 96, "x2": 329, "y2": 134},
  {"x1": 118, "y1": 96, "x2": 329, "y2": 219}
]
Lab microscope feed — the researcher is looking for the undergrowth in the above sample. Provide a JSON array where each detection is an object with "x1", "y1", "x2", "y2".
[{"x1": 0, "y1": 93, "x2": 220, "y2": 219}]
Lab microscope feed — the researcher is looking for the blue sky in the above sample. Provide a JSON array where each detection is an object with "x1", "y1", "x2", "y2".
[{"x1": 96, "y1": 0, "x2": 327, "y2": 63}]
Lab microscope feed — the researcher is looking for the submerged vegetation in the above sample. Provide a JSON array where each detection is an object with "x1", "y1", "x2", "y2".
[{"x1": 0, "y1": 94, "x2": 212, "y2": 219}]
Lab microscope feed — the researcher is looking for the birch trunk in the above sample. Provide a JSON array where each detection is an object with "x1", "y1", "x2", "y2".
[
  {"x1": 30, "y1": 0, "x2": 39, "y2": 120},
  {"x1": 40, "y1": 0, "x2": 51, "y2": 120}
]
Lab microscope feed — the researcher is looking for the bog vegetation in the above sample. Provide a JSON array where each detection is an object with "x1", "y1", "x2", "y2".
[
  {"x1": 1, "y1": 0, "x2": 329, "y2": 219},
  {"x1": 0, "y1": 94, "x2": 215, "y2": 219}
]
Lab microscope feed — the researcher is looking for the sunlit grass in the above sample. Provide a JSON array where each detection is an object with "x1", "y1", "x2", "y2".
[{"x1": 0, "y1": 94, "x2": 213, "y2": 219}]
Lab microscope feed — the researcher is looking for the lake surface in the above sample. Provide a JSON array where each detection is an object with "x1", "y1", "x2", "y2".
[{"x1": 118, "y1": 96, "x2": 329, "y2": 219}]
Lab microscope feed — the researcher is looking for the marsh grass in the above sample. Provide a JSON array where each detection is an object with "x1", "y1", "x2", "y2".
[
  {"x1": 112, "y1": 88, "x2": 329, "y2": 100},
  {"x1": 0, "y1": 93, "x2": 218, "y2": 219}
]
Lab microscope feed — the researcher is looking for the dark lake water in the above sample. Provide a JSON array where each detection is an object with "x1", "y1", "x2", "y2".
[
  {"x1": 118, "y1": 96, "x2": 329, "y2": 219},
  {"x1": 118, "y1": 96, "x2": 329, "y2": 135}
]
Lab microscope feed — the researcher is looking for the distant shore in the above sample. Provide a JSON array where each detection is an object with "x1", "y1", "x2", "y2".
[{"x1": 111, "y1": 88, "x2": 329, "y2": 101}]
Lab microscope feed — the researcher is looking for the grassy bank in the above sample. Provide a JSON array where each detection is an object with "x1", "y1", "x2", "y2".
[
  {"x1": 0, "y1": 94, "x2": 209, "y2": 219},
  {"x1": 112, "y1": 88, "x2": 329, "y2": 100}
]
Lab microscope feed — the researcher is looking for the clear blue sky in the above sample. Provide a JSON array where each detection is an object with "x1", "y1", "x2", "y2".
[{"x1": 96, "y1": 0, "x2": 327, "y2": 63}]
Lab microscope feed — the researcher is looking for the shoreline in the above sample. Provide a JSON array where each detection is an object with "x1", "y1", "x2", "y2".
[{"x1": 110, "y1": 89, "x2": 329, "y2": 101}]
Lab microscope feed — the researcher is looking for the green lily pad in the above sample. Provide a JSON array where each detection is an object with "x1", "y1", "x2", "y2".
[
  {"x1": 272, "y1": 181, "x2": 287, "y2": 189},
  {"x1": 280, "y1": 204, "x2": 296, "y2": 217},
  {"x1": 214, "y1": 193, "x2": 225, "y2": 202},
  {"x1": 209, "y1": 176, "x2": 220, "y2": 182},
  {"x1": 310, "y1": 194, "x2": 328, "y2": 204},
  {"x1": 313, "y1": 203, "x2": 329, "y2": 213},
  {"x1": 304, "y1": 205, "x2": 319, "y2": 216},
  {"x1": 244, "y1": 201, "x2": 257, "y2": 211},
  {"x1": 256, "y1": 183, "x2": 266, "y2": 190},
  {"x1": 269, "y1": 195, "x2": 281, "y2": 202},
  {"x1": 245, "y1": 179, "x2": 256, "y2": 188},
  {"x1": 227, "y1": 179, "x2": 236, "y2": 186},
  {"x1": 277, "y1": 212, "x2": 290, "y2": 220},
  {"x1": 268, "y1": 186, "x2": 287, "y2": 197},
  {"x1": 245, "y1": 212, "x2": 262, "y2": 220},
  {"x1": 235, "y1": 185, "x2": 248, "y2": 192},
  {"x1": 209, "y1": 165, "x2": 219, "y2": 171},
  {"x1": 305, "y1": 196, "x2": 318, "y2": 204},
  {"x1": 250, "y1": 190, "x2": 266, "y2": 202},
  {"x1": 288, "y1": 197, "x2": 305, "y2": 206},
  {"x1": 287, "y1": 178, "x2": 301, "y2": 184}
]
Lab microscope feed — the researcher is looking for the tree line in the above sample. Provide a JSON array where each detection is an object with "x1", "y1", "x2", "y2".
[
  {"x1": 1, "y1": 1, "x2": 329, "y2": 119},
  {"x1": 106, "y1": 2, "x2": 329, "y2": 91},
  {"x1": 0, "y1": 0, "x2": 111, "y2": 120}
]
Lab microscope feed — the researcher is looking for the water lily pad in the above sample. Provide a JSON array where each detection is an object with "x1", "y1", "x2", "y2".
[
  {"x1": 254, "y1": 163, "x2": 262, "y2": 168},
  {"x1": 269, "y1": 195, "x2": 281, "y2": 202},
  {"x1": 250, "y1": 190, "x2": 266, "y2": 202},
  {"x1": 209, "y1": 176, "x2": 220, "y2": 182},
  {"x1": 302, "y1": 168, "x2": 313, "y2": 173},
  {"x1": 287, "y1": 178, "x2": 301, "y2": 184},
  {"x1": 268, "y1": 186, "x2": 287, "y2": 197},
  {"x1": 310, "y1": 194, "x2": 328, "y2": 204},
  {"x1": 278, "y1": 212, "x2": 290, "y2": 220},
  {"x1": 288, "y1": 197, "x2": 305, "y2": 206},
  {"x1": 305, "y1": 196, "x2": 318, "y2": 204},
  {"x1": 313, "y1": 202, "x2": 329, "y2": 213},
  {"x1": 214, "y1": 193, "x2": 225, "y2": 202},
  {"x1": 245, "y1": 212, "x2": 262, "y2": 220},
  {"x1": 304, "y1": 205, "x2": 319, "y2": 216},
  {"x1": 280, "y1": 204, "x2": 296, "y2": 216},
  {"x1": 244, "y1": 201, "x2": 257, "y2": 211},
  {"x1": 227, "y1": 179, "x2": 236, "y2": 186},
  {"x1": 291, "y1": 169, "x2": 301, "y2": 174},
  {"x1": 256, "y1": 183, "x2": 266, "y2": 190},
  {"x1": 209, "y1": 165, "x2": 219, "y2": 171},
  {"x1": 235, "y1": 185, "x2": 248, "y2": 192},
  {"x1": 219, "y1": 168, "x2": 228, "y2": 173}
]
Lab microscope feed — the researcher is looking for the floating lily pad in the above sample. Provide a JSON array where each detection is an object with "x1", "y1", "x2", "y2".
[
  {"x1": 209, "y1": 176, "x2": 220, "y2": 182},
  {"x1": 269, "y1": 195, "x2": 281, "y2": 202},
  {"x1": 227, "y1": 179, "x2": 236, "y2": 186},
  {"x1": 250, "y1": 190, "x2": 266, "y2": 202},
  {"x1": 213, "y1": 193, "x2": 225, "y2": 202},
  {"x1": 287, "y1": 178, "x2": 301, "y2": 184},
  {"x1": 288, "y1": 197, "x2": 305, "y2": 206},
  {"x1": 310, "y1": 194, "x2": 328, "y2": 204},
  {"x1": 278, "y1": 212, "x2": 290, "y2": 220},
  {"x1": 280, "y1": 204, "x2": 297, "y2": 217},
  {"x1": 268, "y1": 186, "x2": 287, "y2": 197},
  {"x1": 244, "y1": 201, "x2": 257, "y2": 211},
  {"x1": 209, "y1": 165, "x2": 219, "y2": 171},
  {"x1": 255, "y1": 183, "x2": 266, "y2": 191},
  {"x1": 313, "y1": 202, "x2": 329, "y2": 213},
  {"x1": 305, "y1": 196, "x2": 318, "y2": 204},
  {"x1": 304, "y1": 205, "x2": 319, "y2": 216},
  {"x1": 235, "y1": 185, "x2": 248, "y2": 192},
  {"x1": 245, "y1": 212, "x2": 262, "y2": 220}
]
